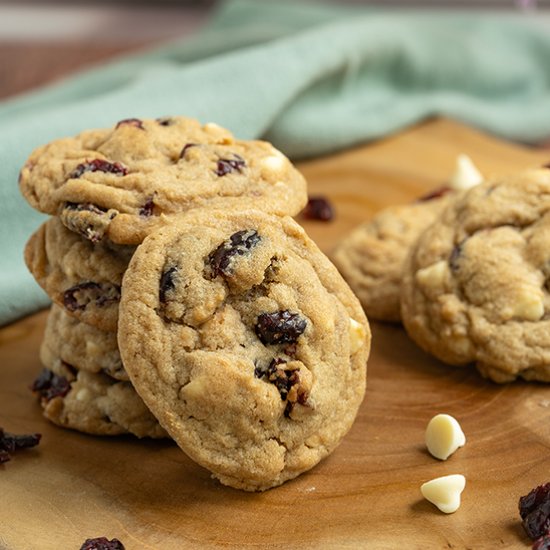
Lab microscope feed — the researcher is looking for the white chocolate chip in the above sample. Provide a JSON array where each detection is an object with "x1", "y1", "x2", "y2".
[
  {"x1": 75, "y1": 388, "x2": 91, "y2": 402},
  {"x1": 449, "y1": 154, "x2": 483, "y2": 191},
  {"x1": 421, "y1": 474, "x2": 466, "y2": 514},
  {"x1": 203, "y1": 122, "x2": 222, "y2": 131},
  {"x1": 261, "y1": 155, "x2": 287, "y2": 173},
  {"x1": 510, "y1": 287, "x2": 545, "y2": 321},
  {"x1": 349, "y1": 318, "x2": 366, "y2": 354},
  {"x1": 425, "y1": 414, "x2": 466, "y2": 460},
  {"x1": 415, "y1": 260, "x2": 448, "y2": 288},
  {"x1": 180, "y1": 377, "x2": 207, "y2": 401}
]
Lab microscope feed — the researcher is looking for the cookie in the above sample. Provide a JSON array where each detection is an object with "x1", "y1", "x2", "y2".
[
  {"x1": 19, "y1": 117, "x2": 308, "y2": 245},
  {"x1": 41, "y1": 305, "x2": 126, "y2": 381},
  {"x1": 333, "y1": 198, "x2": 450, "y2": 322},
  {"x1": 32, "y1": 361, "x2": 167, "y2": 439},
  {"x1": 24, "y1": 217, "x2": 133, "y2": 331},
  {"x1": 401, "y1": 168, "x2": 550, "y2": 383},
  {"x1": 332, "y1": 155, "x2": 483, "y2": 322},
  {"x1": 118, "y1": 209, "x2": 370, "y2": 491}
]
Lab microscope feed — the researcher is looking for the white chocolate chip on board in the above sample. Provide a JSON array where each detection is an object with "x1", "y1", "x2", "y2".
[
  {"x1": 425, "y1": 414, "x2": 466, "y2": 460},
  {"x1": 449, "y1": 154, "x2": 483, "y2": 191},
  {"x1": 421, "y1": 474, "x2": 466, "y2": 514}
]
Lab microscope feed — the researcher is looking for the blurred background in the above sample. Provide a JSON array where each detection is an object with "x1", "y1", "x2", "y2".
[{"x1": 1, "y1": 0, "x2": 548, "y2": 101}]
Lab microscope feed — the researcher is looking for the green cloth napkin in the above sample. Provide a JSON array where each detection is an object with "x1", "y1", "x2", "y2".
[{"x1": 2, "y1": 0, "x2": 550, "y2": 326}]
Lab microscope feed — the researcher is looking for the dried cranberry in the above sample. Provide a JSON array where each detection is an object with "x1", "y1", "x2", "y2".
[
  {"x1": 31, "y1": 368, "x2": 71, "y2": 401},
  {"x1": 256, "y1": 359, "x2": 309, "y2": 417},
  {"x1": 216, "y1": 155, "x2": 246, "y2": 176},
  {"x1": 417, "y1": 186, "x2": 452, "y2": 202},
  {"x1": 159, "y1": 266, "x2": 178, "y2": 303},
  {"x1": 70, "y1": 159, "x2": 128, "y2": 179},
  {"x1": 115, "y1": 118, "x2": 144, "y2": 130},
  {"x1": 139, "y1": 197, "x2": 155, "y2": 217},
  {"x1": 179, "y1": 143, "x2": 197, "y2": 159},
  {"x1": 301, "y1": 196, "x2": 334, "y2": 222},
  {"x1": 520, "y1": 483, "x2": 550, "y2": 540},
  {"x1": 266, "y1": 358, "x2": 293, "y2": 401},
  {"x1": 534, "y1": 534, "x2": 550, "y2": 550},
  {"x1": 0, "y1": 428, "x2": 42, "y2": 454},
  {"x1": 208, "y1": 230, "x2": 261, "y2": 278},
  {"x1": 63, "y1": 282, "x2": 120, "y2": 312},
  {"x1": 79, "y1": 537, "x2": 125, "y2": 550},
  {"x1": 255, "y1": 310, "x2": 307, "y2": 345}
]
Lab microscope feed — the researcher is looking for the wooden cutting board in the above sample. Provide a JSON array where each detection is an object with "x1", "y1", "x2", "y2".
[{"x1": 1, "y1": 118, "x2": 549, "y2": 550}]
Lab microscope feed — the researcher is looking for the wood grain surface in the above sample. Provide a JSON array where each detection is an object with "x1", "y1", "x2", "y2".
[{"x1": 1, "y1": 118, "x2": 549, "y2": 549}]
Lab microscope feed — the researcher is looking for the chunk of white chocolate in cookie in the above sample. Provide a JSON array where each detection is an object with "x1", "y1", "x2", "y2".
[
  {"x1": 415, "y1": 260, "x2": 449, "y2": 289},
  {"x1": 509, "y1": 286, "x2": 545, "y2": 321},
  {"x1": 425, "y1": 414, "x2": 465, "y2": 460},
  {"x1": 421, "y1": 474, "x2": 466, "y2": 514},
  {"x1": 349, "y1": 318, "x2": 367, "y2": 354}
]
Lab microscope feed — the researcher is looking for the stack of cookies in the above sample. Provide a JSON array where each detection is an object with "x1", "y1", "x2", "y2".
[
  {"x1": 334, "y1": 158, "x2": 550, "y2": 384},
  {"x1": 20, "y1": 116, "x2": 370, "y2": 491}
]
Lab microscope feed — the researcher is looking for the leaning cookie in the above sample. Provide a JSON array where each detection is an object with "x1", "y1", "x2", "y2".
[
  {"x1": 19, "y1": 117, "x2": 307, "y2": 245},
  {"x1": 31, "y1": 361, "x2": 167, "y2": 438},
  {"x1": 24, "y1": 217, "x2": 133, "y2": 332},
  {"x1": 332, "y1": 155, "x2": 483, "y2": 322},
  {"x1": 401, "y1": 168, "x2": 550, "y2": 383},
  {"x1": 41, "y1": 305, "x2": 126, "y2": 381},
  {"x1": 118, "y1": 209, "x2": 370, "y2": 491}
]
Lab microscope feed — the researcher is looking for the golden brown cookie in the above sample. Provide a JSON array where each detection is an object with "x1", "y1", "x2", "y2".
[
  {"x1": 401, "y1": 169, "x2": 550, "y2": 383},
  {"x1": 24, "y1": 217, "x2": 133, "y2": 332},
  {"x1": 332, "y1": 155, "x2": 483, "y2": 322},
  {"x1": 41, "y1": 305, "x2": 126, "y2": 381},
  {"x1": 19, "y1": 117, "x2": 307, "y2": 245},
  {"x1": 333, "y1": 198, "x2": 450, "y2": 322},
  {"x1": 31, "y1": 361, "x2": 167, "y2": 438},
  {"x1": 118, "y1": 209, "x2": 370, "y2": 491}
]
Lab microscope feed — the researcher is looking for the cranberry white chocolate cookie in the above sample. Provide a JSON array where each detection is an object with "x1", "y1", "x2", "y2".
[
  {"x1": 332, "y1": 155, "x2": 483, "y2": 322},
  {"x1": 24, "y1": 217, "x2": 133, "y2": 332},
  {"x1": 31, "y1": 361, "x2": 167, "y2": 439},
  {"x1": 41, "y1": 305, "x2": 126, "y2": 381},
  {"x1": 118, "y1": 209, "x2": 370, "y2": 491},
  {"x1": 401, "y1": 168, "x2": 550, "y2": 383},
  {"x1": 19, "y1": 117, "x2": 307, "y2": 245}
]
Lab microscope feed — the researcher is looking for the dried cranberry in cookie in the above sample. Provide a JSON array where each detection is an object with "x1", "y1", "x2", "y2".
[
  {"x1": 118, "y1": 209, "x2": 370, "y2": 491},
  {"x1": 19, "y1": 117, "x2": 307, "y2": 245}
]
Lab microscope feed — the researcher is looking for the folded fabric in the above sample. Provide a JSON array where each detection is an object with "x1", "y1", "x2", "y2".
[{"x1": 2, "y1": 0, "x2": 550, "y2": 325}]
